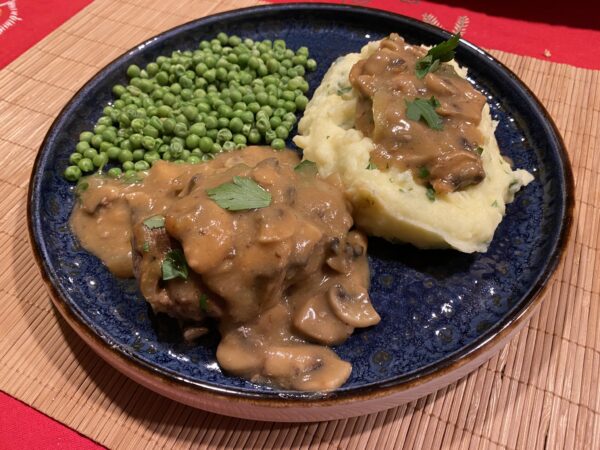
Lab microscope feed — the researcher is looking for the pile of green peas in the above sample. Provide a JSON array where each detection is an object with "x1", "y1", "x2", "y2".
[{"x1": 63, "y1": 33, "x2": 317, "y2": 182}]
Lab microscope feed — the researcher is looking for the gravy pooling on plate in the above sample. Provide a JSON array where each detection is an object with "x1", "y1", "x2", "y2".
[
  {"x1": 349, "y1": 33, "x2": 487, "y2": 193},
  {"x1": 71, "y1": 146, "x2": 380, "y2": 391}
]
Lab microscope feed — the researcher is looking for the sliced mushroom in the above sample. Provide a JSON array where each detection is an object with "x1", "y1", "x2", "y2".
[
  {"x1": 292, "y1": 295, "x2": 353, "y2": 345},
  {"x1": 182, "y1": 326, "x2": 210, "y2": 342},
  {"x1": 327, "y1": 284, "x2": 381, "y2": 328},
  {"x1": 216, "y1": 332, "x2": 263, "y2": 378},
  {"x1": 263, "y1": 345, "x2": 352, "y2": 391},
  {"x1": 424, "y1": 72, "x2": 456, "y2": 96}
]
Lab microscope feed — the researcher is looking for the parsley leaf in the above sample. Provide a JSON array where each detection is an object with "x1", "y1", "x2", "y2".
[
  {"x1": 206, "y1": 176, "x2": 271, "y2": 211},
  {"x1": 418, "y1": 167, "x2": 430, "y2": 178},
  {"x1": 143, "y1": 215, "x2": 165, "y2": 229},
  {"x1": 426, "y1": 186, "x2": 436, "y2": 202},
  {"x1": 405, "y1": 96, "x2": 443, "y2": 130},
  {"x1": 294, "y1": 160, "x2": 317, "y2": 173},
  {"x1": 142, "y1": 242, "x2": 150, "y2": 253},
  {"x1": 366, "y1": 160, "x2": 377, "y2": 170},
  {"x1": 162, "y1": 249, "x2": 188, "y2": 281},
  {"x1": 475, "y1": 146, "x2": 484, "y2": 156},
  {"x1": 415, "y1": 34, "x2": 461, "y2": 79},
  {"x1": 491, "y1": 200, "x2": 498, "y2": 207},
  {"x1": 199, "y1": 293, "x2": 208, "y2": 311},
  {"x1": 337, "y1": 86, "x2": 352, "y2": 96}
]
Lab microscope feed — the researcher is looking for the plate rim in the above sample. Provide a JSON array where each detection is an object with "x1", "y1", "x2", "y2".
[{"x1": 27, "y1": 2, "x2": 574, "y2": 408}]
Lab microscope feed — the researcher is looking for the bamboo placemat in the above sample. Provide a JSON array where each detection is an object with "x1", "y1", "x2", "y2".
[{"x1": 0, "y1": 0, "x2": 598, "y2": 448}]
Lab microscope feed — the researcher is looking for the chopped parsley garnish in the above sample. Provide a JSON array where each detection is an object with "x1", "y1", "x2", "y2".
[
  {"x1": 418, "y1": 166, "x2": 430, "y2": 178},
  {"x1": 294, "y1": 160, "x2": 317, "y2": 172},
  {"x1": 206, "y1": 176, "x2": 271, "y2": 211},
  {"x1": 415, "y1": 34, "x2": 461, "y2": 79},
  {"x1": 199, "y1": 293, "x2": 208, "y2": 311},
  {"x1": 161, "y1": 249, "x2": 188, "y2": 281},
  {"x1": 366, "y1": 160, "x2": 377, "y2": 170},
  {"x1": 475, "y1": 146, "x2": 484, "y2": 156},
  {"x1": 426, "y1": 186, "x2": 436, "y2": 202},
  {"x1": 405, "y1": 96, "x2": 443, "y2": 130},
  {"x1": 143, "y1": 215, "x2": 165, "y2": 229},
  {"x1": 142, "y1": 242, "x2": 150, "y2": 253},
  {"x1": 491, "y1": 200, "x2": 498, "y2": 207},
  {"x1": 337, "y1": 86, "x2": 352, "y2": 96}
]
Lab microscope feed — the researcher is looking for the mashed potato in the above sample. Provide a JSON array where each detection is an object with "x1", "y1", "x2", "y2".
[{"x1": 294, "y1": 41, "x2": 533, "y2": 253}]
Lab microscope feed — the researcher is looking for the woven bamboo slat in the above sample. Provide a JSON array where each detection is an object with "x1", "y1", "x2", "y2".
[{"x1": 0, "y1": 0, "x2": 598, "y2": 448}]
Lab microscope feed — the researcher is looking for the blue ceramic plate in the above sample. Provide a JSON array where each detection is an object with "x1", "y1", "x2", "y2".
[{"x1": 28, "y1": 4, "x2": 572, "y2": 421}]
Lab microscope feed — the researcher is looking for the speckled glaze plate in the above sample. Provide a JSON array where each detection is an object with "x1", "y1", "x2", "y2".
[{"x1": 28, "y1": 4, "x2": 573, "y2": 422}]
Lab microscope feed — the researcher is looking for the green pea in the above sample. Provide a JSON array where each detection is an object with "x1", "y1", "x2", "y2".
[
  {"x1": 188, "y1": 123, "x2": 205, "y2": 137},
  {"x1": 217, "y1": 128, "x2": 233, "y2": 143},
  {"x1": 131, "y1": 149, "x2": 144, "y2": 161},
  {"x1": 233, "y1": 134, "x2": 247, "y2": 145},
  {"x1": 265, "y1": 129, "x2": 276, "y2": 143},
  {"x1": 206, "y1": 129, "x2": 218, "y2": 140},
  {"x1": 134, "y1": 160, "x2": 150, "y2": 171},
  {"x1": 181, "y1": 105, "x2": 196, "y2": 122},
  {"x1": 119, "y1": 149, "x2": 134, "y2": 163},
  {"x1": 201, "y1": 113, "x2": 218, "y2": 129},
  {"x1": 69, "y1": 153, "x2": 83, "y2": 165},
  {"x1": 127, "y1": 64, "x2": 141, "y2": 78},
  {"x1": 107, "y1": 146, "x2": 121, "y2": 160},
  {"x1": 211, "y1": 143, "x2": 222, "y2": 154},
  {"x1": 306, "y1": 58, "x2": 317, "y2": 71},
  {"x1": 79, "y1": 131, "x2": 94, "y2": 143},
  {"x1": 107, "y1": 167, "x2": 122, "y2": 178},
  {"x1": 186, "y1": 134, "x2": 200, "y2": 149},
  {"x1": 187, "y1": 155, "x2": 200, "y2": 164},
  {"x1": 120, "y1": 140, "x2": 133, "y2": 151},
  {"x1": 142, "y1": 136, "x2": 156, "y2": 150},
  {"x1": 270, "y1": 116, "x2": 282, "y2": 129},
  {"x1": 101, "y1": 128, "x2": 117, "y2": 143},
  {"x1": 82, "y1": 148, "x2": 98, "y2": 160},
  {"x1": 64, "y1": 165, "x2": 82, "y2": 181},
  {"x1": 229, "y1": 117, "x2": 244, "y2": 133},
  {"x1": 90, "y1": 135, "x2": 103, "y2": 149},
  {"x1": 284, "y1": 100, "x2": 297, "y2": 112},
  {"x1": 143, "y1": 151, "x2": 160, "y2": 164},
  {"x1": 275, "y1": 125, "x2": 289, "y2": 140},
  {"x1": 77, "y1": 158, "x2": 94, "y2": 173},
  {"x1": 173, "y1": 122, "x2": 188, "y2": 138},
  {"x1": 161, "y1": 118, "x2": 175, "y2": 135},
  {"x1": 248, "y1": 128, "x2": 261, "y2": 144},
  {"x1": 76, "y1": 141, "x2": 90, "y2": 154},
  {"x1": 100, "y1": 141, "x2": 113, "y2": 153},
  {"x1": 93, "y1": 153, "x2": 108, "y2": 168},
  {"x1": 198, "y1": 136, "x2": 213, "y2": 152},
  {"x1": 271, "y1": 138, "x2": 285, "y2": 150},
  {"x1": 295, "y1": 95, "x2": 309, "y2": 110},
  {"x1": 129, "y1": 133, "x2": 143, "y2": 148},
  {"x1": 256, "y1": 117, "x2": 270, "y2": 134},
  {"x1": 217, "y1": 117, "x2": 229, "y2": 128},
  {"x1": 112, "y1": 84, "x2": 127, "y2": 97}
]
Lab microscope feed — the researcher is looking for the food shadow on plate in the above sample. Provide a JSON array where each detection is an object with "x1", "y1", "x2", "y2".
[{"x1": 367, "y1": 237, "x2": 476, "y2": 280}]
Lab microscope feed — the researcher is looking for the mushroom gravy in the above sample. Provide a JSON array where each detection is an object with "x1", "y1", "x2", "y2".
[
  {"x1": 349, "y1": 34, "x2": 487, "y2": 193},
  {"x1": 71, "y1": 146, "x2": 380, "y2": 391}
]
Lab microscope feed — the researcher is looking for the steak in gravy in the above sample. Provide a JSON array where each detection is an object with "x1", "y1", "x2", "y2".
[{"x1": 71, "y1": 146, "x2": 380, "y2": 391}]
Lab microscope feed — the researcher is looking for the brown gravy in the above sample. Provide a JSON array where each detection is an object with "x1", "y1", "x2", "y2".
[
  {"x1": 349, "y1": 33, "x2": 487, "y2": 193},
  {"x1": 71, "y1": 146, "x2": 380, "y2": 391}
]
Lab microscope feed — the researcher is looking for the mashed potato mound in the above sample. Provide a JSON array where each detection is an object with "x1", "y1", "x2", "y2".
[{"x1": 294, "y1": 41, "x2": 534, "y2": 253}]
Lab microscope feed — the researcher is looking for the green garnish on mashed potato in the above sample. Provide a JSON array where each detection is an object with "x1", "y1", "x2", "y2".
[{"x1": 294, "y1": 38, "x2": 533, "y2": 253}]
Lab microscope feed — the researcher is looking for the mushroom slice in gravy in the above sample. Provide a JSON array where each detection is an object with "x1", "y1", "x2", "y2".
[{"x1": 70, "y1": 146, "x2": 380, "y2": 391}]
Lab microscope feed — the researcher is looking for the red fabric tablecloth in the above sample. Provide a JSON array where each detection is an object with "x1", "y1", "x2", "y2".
[{"x1": 1, "y1": 0, "x2": 598, "y2": 448}]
